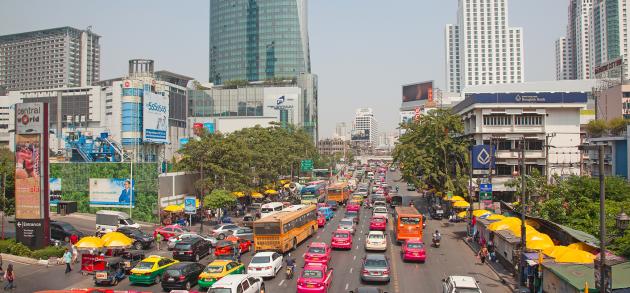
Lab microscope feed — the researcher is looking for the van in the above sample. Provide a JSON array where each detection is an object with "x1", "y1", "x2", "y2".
[{"x1": 96, "y1": 210, "x2": 140, "y2": 234}]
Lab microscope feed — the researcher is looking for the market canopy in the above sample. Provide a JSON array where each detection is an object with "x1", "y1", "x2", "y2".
[
  {"x1": 488, "y1": 218, "x2": 521, "y2": 231},
  {"x1": 75, "y1": 236, "x2": 104, "y2": 250},
  {"x1": 457, "y1": 211, "x2": 468, "y2": 218},
  {"x1": 508, "y1": 224, "x2": 538, "y2": 237},
  {"x1": 554, "y1": 248, "x2": 596, "y2": 264},
  {"x1": 526, "y1": 233, "x2": 554, "y2": 250},
  {"x1": 567, "y1": 242, "x2": 596, "y2": 253},
  {"x1": 103, "y1": 236, "x2": 133, "y2": 248},
  {"x1": 251, "y1": 192, "x2": 264, "y2": 198},
  {"x1": 264, "y1": 189, "x2": 278, "y2": 195},
  {"x1": 452, "y1": 201, "x2": 470, "y2": 208},
  {"x1": 232, "y1": 191, "x2": 245, "y2": 198},
  {"x1": 543, "y1": 245, "x2": 569, "y2": 258},
  {"x1": 164, "y1": 205, "x2": 184, "y2": 213},
  {"x1": 473, "y1": 209, "x2": 492, "y2": 217},
  {"x1": 485, "y1": 214, "x2": 506, "y2": 221},
  {"x1": 101, "y1": 232, "x2": 131, "y2": 243},
  {"x1": 449, "y1": 196, "x2": 466, "y2": 202}
]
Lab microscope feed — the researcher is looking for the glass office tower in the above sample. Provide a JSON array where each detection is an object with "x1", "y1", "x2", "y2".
[{"x1": 209, "y1": 0, "x2": 311, "y2": 84}]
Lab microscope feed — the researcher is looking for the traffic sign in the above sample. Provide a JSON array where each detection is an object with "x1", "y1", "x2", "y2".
[
  {"x1": 479, "y1": 183, "x2": 492, "y2": 201},
  {"x1": 479, "y1": 184, "x2": 492, "y2": 192},
  {"x1": 184, "y1": 196, "x2": 196, "y2": 214},
  {"x1": 301, "y1": 159, "x2": 313, "y2": 172}
]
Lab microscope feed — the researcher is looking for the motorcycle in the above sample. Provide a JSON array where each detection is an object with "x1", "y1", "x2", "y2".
[
  {"x1": 286, "y1": 265, "x2": 295, "y2": 279},
  {"x1": 432, "y1": 237, "x2": 441, "y2": 248}
]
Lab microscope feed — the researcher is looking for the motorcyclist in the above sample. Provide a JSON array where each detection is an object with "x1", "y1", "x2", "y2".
[
  {"x1": 286, "y1": 253, "x2": 296, "y2": 269},
  {"x1": 433, "y1": 230, "x2": 442, "y2": 242},
  {"x1": 395, "y1": 186, "x2": 399, "y2": 192}
]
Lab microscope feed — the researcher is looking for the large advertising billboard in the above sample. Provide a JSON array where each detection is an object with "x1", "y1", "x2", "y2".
[
  {"x1": 402, "y1": 81, "x2": 434, "y2": 102},
  {"x1": 143, "y1": 92, "x2": 169, "y2": 144},
  {"x1": 14, "y1": 102, "x2": 49, "y2": 249},
  {"x1": 49, "y1": 178, "x2": 62, "y2": 206},
  {"x1": 89, "y1": 178, "x2": 135, "y2": 208},
  {"x1": 351, "y1": 129, "x2": 370, "y2": 141}
]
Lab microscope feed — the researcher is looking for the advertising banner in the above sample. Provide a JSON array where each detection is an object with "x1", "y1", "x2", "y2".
[
  {"x1": 49, "y1": 178, "x2": 62, "y2": 206},
  {"x1": 15, "y1": 134, "x2": 42, "y2": 219},
  {"x1": 402, "y1": 81, "x2": 434, "y2": 102},
  {"x1": 143, "y1": 92, "x2": 169, "y2": 144},
  {"x1": 351, "y1": 129, "x2": 370, "y2": 141},
  {"x1": 472, "y1": 145, "x2": 496, "y2": 170},
  {"x1": 203, "y1": 122, "x2": 215, "y2": 134},
  {"x1": 89, "y1": 178, "x2": 135, "y2": 208},
  {"x1": 184, "y1": 196, "x2": 196, "y2": 214}
]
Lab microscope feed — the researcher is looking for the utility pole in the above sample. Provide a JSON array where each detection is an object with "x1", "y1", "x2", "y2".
[
  {"x1": 598, "y1": 145, "x2": 606, "y2": 293},
  {"x1": 468, "y1": 144, "x2": 474, "y2": 236},
  {"x1": 1, "y1": 173, "x2": 5, "y2": 240},
  {"x1": 518, "y1": 138, "x2": 527, "y2": 289},
  {"x1": 200, "y1": 165, "x2": 204, "y2": 234},
  {"x1": 545, "y1": 133, "x2": 556, "y2": 187}
]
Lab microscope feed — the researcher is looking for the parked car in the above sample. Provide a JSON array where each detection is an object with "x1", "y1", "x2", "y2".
[
  {"x1": 116, "y1": 226, "x2": 154, "y2": 250},
  {"x1": 207, "y1": 274, "x2": 265, "y2": 293},
  {"x1": 172, "y1": 238, "x2": 212, "y2": 262},
  {"x1": 304, "y1": 242, "x2": 332, "y2": 265},
  {"x1": 442, "y1": 275, "x2": 482, "y2": 293},
  {"x1": 167, "y1": 233, "x2": 218, "y2": 250},
  {"x1": 160, "y1": 261, "x2": 205, "y2": 291},
  {"x1": 241, "y1": 214, "x2": 256, "y2": 228},
  {"x1": 331, "y1": 230, "x2": 353, "y2": 250},
  {"x1": 154, "y1": 225, "x2": 189, "y2": 240},
  {"x1": 369, "y1": 216, "x2": 387, "y2": 231},
  {"x1": 360, "y1": 254, "x2": 390, "y2": 283},
  {"x1": 198, "y1": 260, "x2": 245, "y2": 290},
  {"x1": 338, "y1": 218, "x2": 356, "y2": 235},
  {"x1": 129, "y1": 255, "x2": 179, "y2": 285},
  {"x1": 401, "y1": 239, "x2": 426, "y2": 262},
  {"x1": 212, "y1": 224, "x2": 240, "y2": 239},
  {"x1": 326, "y1": 200, "x2": 339, "y2": 211},
  {"x1": 50, "y1": 221, "x2": 84, "y2": 242},
  {"x1": 296, "y1": 263, "x2": 333, "y2": 293},
  {"x1": 365, "y1": 231, "x2": 387, "y2": 251},
  {"x1": 247, "y1": 251, "x2": 283, "y2": 278}
]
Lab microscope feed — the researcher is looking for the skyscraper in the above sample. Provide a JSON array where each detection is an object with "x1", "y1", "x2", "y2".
[
  {"x1": 445, "y1": 0, "x2": 524, "y2": 93},
  {"x1": 209, "y1": 0, "x2": 311, "y2": 84},
  {"x1": 0, "y1": 27, "x2": 101, "y2": 91},
  {"x1": 555, "y1": 37, "x2": 573, "y2": 80},
  {"x1": 555, "y1": 0, "x2": 592, "y2": 80},
  {"x1": 351, "y1": 108, "x2": 378, "y2": 150},
  {"x1": 590, "y1": 0, "x2": 630, "y2": 80}
]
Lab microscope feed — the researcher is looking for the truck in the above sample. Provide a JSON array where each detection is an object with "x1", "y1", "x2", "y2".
[{"x1": 96, "y1": 210, "x2": 140, "y2": 235}]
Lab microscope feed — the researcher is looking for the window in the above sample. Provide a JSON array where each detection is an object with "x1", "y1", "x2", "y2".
[
  {"x1": 483, "y1": 115, "x2": 512, "y2": 126},
  {"x1": 526, "y1": 140, "x2": 543, "y2": 151},
  {"x1": 514, "y1": 115, "x2": 543, "y2": 126},
  {"x1": 496, "y1": 164, "x2": 513, "y2": 176}
]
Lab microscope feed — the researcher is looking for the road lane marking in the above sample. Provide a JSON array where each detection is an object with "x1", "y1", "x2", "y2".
[
  {"x1": 345, "y1": 283, "x2": 349, "y2": 290},
  {"x1": 353, "y1": 255, "x2": 356, "y2": 260},
  {"x1": 350, "y1": 267, "x2": 353, "y2": 273},
  {"x1": 279, "y1": 280, "x2": 285, "y2": 286},
  {"x1": 316, "y1": 235, "x2": 320, "y2": 239},
  {"x1": 388, "y1": 217, "x2": 400, "y2": 293}
]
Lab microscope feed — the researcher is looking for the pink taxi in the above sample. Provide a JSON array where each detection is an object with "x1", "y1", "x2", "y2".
[
  {"x1": 330, "y1": 229, "x2": 352, "y2": 250},
  {"x1": 346, "y1": 202, "x2": 360, "y2": 212},
  {"x1": 317, "y1": 212, "x2": 326, "y2": 227},
  {"x1": 369, "y1": 216, "x2": 387, "y2": 231},
  {"x1": 401, "y1": 238, "x2": 426, "y2": 262},
  {"x1": 304, "y1": 242, "x2": 332, "y2": 265},
  {"x1": 296, "y1": 263, "x2": 333, "y2": 293}
]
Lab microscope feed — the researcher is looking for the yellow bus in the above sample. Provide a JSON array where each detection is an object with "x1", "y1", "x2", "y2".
[
  {"x1": 327, "y1": 182, "x2": 350, "y2": 204},
  {"x1": 253, "y1": 204, "x2": 318, "y2": 253}
]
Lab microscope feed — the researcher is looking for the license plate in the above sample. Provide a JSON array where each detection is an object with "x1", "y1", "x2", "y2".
[
  {"x1": 256, "y1": 268, "x2": 262, "y2": 271},
  {"x1": 312, "y1": 257, "x2": 319, "y2": 260},
  {"x1": 371, "y1": 272, "x2": 380, "y2": 275},
  {"x1": 307, "y1": 284, "x2": 315, "y2": 288},
  {"x1": 96, "y1": 272, "x2": 107, "y2": 279},
  {"x1": 413, "y1": 253, "x2": 418, "y2": 256}
]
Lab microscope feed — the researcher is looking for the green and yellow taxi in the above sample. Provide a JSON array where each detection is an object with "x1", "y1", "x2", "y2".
[
  {"x1": 129, "y1": 255, "x2": 179, "y2": 285},
  {"x1": 197, "y1": 259, "x2": 245, "y2": 290}
]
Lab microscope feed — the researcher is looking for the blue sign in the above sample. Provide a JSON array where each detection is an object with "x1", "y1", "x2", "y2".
[
  {"x1": 479, "y1": 183, "x2": 492, "y2": 193},
  {"x1": 472, "y1": 145, "x2": 496, "y2": 170},
  {"x1": 179, "y1": 138, "x2": 189, "y2": 147},
  {"x1": 184, "y1": 196, "x2": 196, "y2": 214},
  {"x1": 454, "y1": 92, "x2": 588, "y2": 113},
  {"x1": 203, "y1": 122, "x2": 215, "y2": 134}
]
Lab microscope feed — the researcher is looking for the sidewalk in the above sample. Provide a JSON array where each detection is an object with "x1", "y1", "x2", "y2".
[{"x1": 463, "y1": 237, "x2": 518, "y2": 291}]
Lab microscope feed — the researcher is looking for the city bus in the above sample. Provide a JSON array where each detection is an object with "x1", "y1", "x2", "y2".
[
  {"x1": 393, "y1": 206, "x2": 423, "y2": 243},
  {"x1": 300, "y1": 182, "x2": 327, "y2": 204},
  {"x1": 260, "y1": 202, "x2": 285, "y2": 219},
  {"x1": 327, "y1": 182, "x2": 350, "y2": 204},
  {"x1": 253, "y1": 204, "x2": 318, "y2": 252}
]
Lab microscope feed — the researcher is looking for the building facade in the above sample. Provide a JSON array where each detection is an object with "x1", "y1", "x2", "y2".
[
  {"x1": 209, "y1": 0, "x2": 311, "y2": 84},
  {"x1": 334, "y1": 122, "x2": 350, "y2": 141},
  {"x1": 351, "y1": 108, "x2": 378, "y2": 151},
  {"x1": 0, "y1": 27, "x2": 100, "y2": 91},
  {"x1": 555, "y1": 0, "x2": 592, "y2": 80},
  {"x1": 590, "y1": 0, "x2": 630, "y2": 79},
  {"x1": 555, "y1": 38, "x2": 573, "y2": 80},
  {"x1": 445, "y1": 0, "x2": 524, "y2": 93},
  {"x1": 317, "y1": 138, "x2": 348, "y2": 156}
]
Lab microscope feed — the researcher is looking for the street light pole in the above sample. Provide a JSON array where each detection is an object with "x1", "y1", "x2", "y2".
[{"x1": 598, "y1": 145, "x2": 606, "y2": 292}]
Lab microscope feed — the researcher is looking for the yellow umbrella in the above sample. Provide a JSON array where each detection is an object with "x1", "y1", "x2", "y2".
[
  {"x1": 473, "y1": 210, "x2": 491, "y2": 217},
  {"x1": 508, "y1": 224, "x2": 538, "y2": 237},
  {"x1": 554, "y1": 248, "x2": 596, "y2": 264},
  {"x1": 450, "y1": 196, "x2": 466, "y2": 202},
  {"x1": 251, "y1": 192, "x2": 264, "y2": 199},
  {"x1": 567, "y1": 242, "x2": 596, "y2": 253},
  {"x1": 164, "y1": 205, "x2": 184, "y2": 213},
  {"x1": 264, "y1": 189, "x2": 278, "y2": 195},
  {"x1": 488, "y1": 218, "x2": 521, "y2": 231},
  {"x1": 457, "y1": 211, "x2": 468, "y2": 218},
  {"x1": 233, "y1": 191, "x2": 245, "y2": 197},
  {"x1": 526, "y1": 233, "x2": 554, "y2": 250},
  {"x1": 452, "y1": 201, "x2": 470, "y2": 208},
  {"x1": 283, "y1": 183, "x2": 291, "y2": 188},
  {"x1": 75, "y1": 236, "x2": 104, "y2": 250},
  {"x1": 485, "y1": 214, "x2": 506, "y2": 221},
  {"x1": 101, "y1": 232, "x2": 130, "y2": 243},
  {"x1": 103, "y1": 236, "x2": 134, "y2": 248},
  {"x1": 543, "y1": 245, "x2": 569, "y2": 258}
]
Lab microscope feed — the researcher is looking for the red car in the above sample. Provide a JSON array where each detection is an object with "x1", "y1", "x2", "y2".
[
  {"x1": 369, "y1": 216, "x2": 387, "y2": 231},
  {"x1": 296, "y1": 263, "x2": 333, "y2": 293},
  {"x1": 214, "y1": 236, "x2": 252, "y2": 258},
  {"x1": 330, "y1": 230, "x2": 352, "y2": 250},
  {"x1": 153, "y1": 225, "x2": 188, "y2": 239},
  {"x1": 317, "y1": 212, "x2": 326, "y2": 227},
  {"x1": 346, "y1": 202, "x2": 360, "y2": 212},
  {"x1": 304, "y1": 242, "x2": 331, "y2": 265},
  {"x1": 401, "y1": 239, "x2": 426, "y2": 262}
]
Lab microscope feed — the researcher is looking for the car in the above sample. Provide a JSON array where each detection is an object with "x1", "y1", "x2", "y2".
[
  {"x1": 247, "y1": 251, "x2": 283, "y2": 278},
  {"x1": 212, "y1": 224, "x2": 241, "y2": 239},
  {"x1": 50, "y1": 221, "x2": 84, "y2": 242},
  {"x1": 172, "y1": 237, "x2": 212, "y2": 262},
  {"x1": 346, "y1": 202, "x2": 360, "y2": 212},
  {"x1": 369, "y1": 216, "x2": 387, "y2": 231},
  {"x1": 326, "y1": 200, "x2": 339, "y2": 210},
  {"x1": 442, "y1": 275, "x2": 482, "y2": 293},
  {"x1": 241, "y1": 214, "x2": 256, "y2": 228},
  {"x1": 372, "y1": 200, "x2": 387, "y2": 209},
  {"x1": 116, "y1": 226, "x2": 154, "y2": 250},
  {"x1": 406, "y1": 183, "x2": 416, "y2": 191},
  {"x1": 338, "y1": 218, "x2": 356, "y2": 235},
  {"x1": 214, "y1": 237, "x2": 252, "y2": 259},
  {"x1": 360, "y1": 254, "x2": 390, "y2": 283},
  {"x1": 207, "y1": 274, "x2": 265, "y2": 293},
  {"x1": 154, "y1": 224, "x2": 189, "y2": 240},
  {"x1": 331, "y1": 229, "x2": 353, "y2": 250},
  {"x1": 389, "y1": 166, "x2": 396, "y2": 171},
  {"x1": 197, "y1": 260, "x2": 246, "y2": 290},
  {"x1": 372, "y1": 207, "x2": 388, "y2": 220},
  {"x1": 350, "y1": 287, "x2": 389, "y2": 293},
  {"x1": 160, "y1": 261, "x2": 205, "y2": 291},
  {"x1": 430, "y1": 205, "x2": 445, "y2": 220},
  {"x1": 129, "y1": 255, "x2": 179, "y2": 285},
  {"x1": 344, "y1": 210, "x2": 359, "y2": 224},
  {"x1": 232, "y1": 227, "x2": 254, "y2": 239},
  {"x1": 296, "y1": 263, "x2": 333, "y2": 293},
  {"x1": 168, "y1": 233, "x2": 218, "y2": 250},
  {"x1": 401, "y1": 239, "x2": 426, "y2": 262},
  {"x1": 365, "y1": 231, "x2": 387, "y2": 251},
  {"x1": 304, "y1": 242, "x2": 332, "y2": 265},
  {"x1": 317, "y1": 212, "x2": 326, "y2": 227},
  {"x1": 318, "y1": 207, "x2": 334, "y2": 221}
]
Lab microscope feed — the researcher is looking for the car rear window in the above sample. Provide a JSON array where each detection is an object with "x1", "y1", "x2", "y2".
[
  {"x1": 345, "y1": 211, "x2": 357, "y2": 216},
  {"x1": 368, "y1": 234, "x2": 384, "y2": 239},
  {"x1": 308, "y1": 247, "x2": 325, "y2": 254},
  {"x1": 164, "y1": 269, "x2": 181, "y2": 277},
  {"x1": 250, "y1": 256, "x2": 270, "y2": 264},
  {"x1": 302, "y1": 270, "x2": 323, "y2": 279},
  {"x1": 407, "y1": 243, "x2": 424, "y2": 249},
  {"x1": 207, "y1": 289, "x2": 231, "y2": 293},
  {"x1": 175, "y1": 243, "x2": 191, "y2": 250},
  {"x1": 339, "y1": 220, "x2": 353, "y2": 226},
  {"x1": 371, "y1": 217, "x2": 385, "y2": 223},
  {"x1": 334, "y1": 233, "x2": 349, "y2": 238},
  {"x1": 135, "y1": 261, "x2": 154, "y2": 270},
  {"x1": 365, "y1": 259, "x2": 387, "y2": 267}
]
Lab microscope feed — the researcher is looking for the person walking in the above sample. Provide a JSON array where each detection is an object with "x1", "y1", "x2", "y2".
[
  {"x1": 71, "y1": 245, "x2": 78, "y2": 264},
  {"x1": 155, "y1": 233, "x2": 163, "y2": 250},
  {"x1": 3, "y1": 264, "x2": 14, "y2": 290},
  {"x1": 487, "y1": 240, "x2": 496, "y2": 262},
  {"x1": 478, "y1": 245, "x2": 489, "y2": 264},
  {"x1": 63, "y1": 248, "x2": 72, "y2": 273}
]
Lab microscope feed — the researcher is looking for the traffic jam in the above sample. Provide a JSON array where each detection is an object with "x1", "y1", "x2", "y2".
[{"x1": 36, "y1": 163, "x2": 434, "y2": 293}]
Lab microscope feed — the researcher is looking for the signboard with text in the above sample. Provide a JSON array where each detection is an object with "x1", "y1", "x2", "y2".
[
  {"x1": 89, "y1": 178, "x2": 135, "y2": 208},
  {"x1": 301, "y1": 160, "x2": 313, "y2": 172},
  {"x1": 184, "y1": 196, "x2": 197, "y2": 215},
  {"x1": 143, "y1": 92, "x2": 169, "y2": 144}
]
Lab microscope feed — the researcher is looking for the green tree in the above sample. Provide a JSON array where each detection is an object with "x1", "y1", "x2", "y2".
[
  {"x1": 0, "y1": 149, "x2": 14, "y2": 216},
  {"x1": 203, "y1": 189, "x2": 237, "y2": 210},
  {"x1": 586, "y1": 119, "x2": 608, "y2": 137},
  {"x1": 608, "y1": 117, "x2": 629, "y2": 135}
]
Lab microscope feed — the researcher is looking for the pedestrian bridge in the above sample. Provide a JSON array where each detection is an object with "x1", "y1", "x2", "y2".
[{"x1": 354, "y1": 155, "x2": 393, "y2": 164}]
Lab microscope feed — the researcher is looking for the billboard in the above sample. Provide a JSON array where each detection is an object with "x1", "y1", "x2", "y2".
[
  {"x1": 351, "y1": 129, "x2": 370, "y2": 141},
  {"x1": 402, "y1": 81, "x2": 434, "y2": 102},
  {"x1": 15, "y1": 134, "x2": 43, "y2": 219},
  {"x1": 49, "y1": 178, "x2": 62, "y2": 206},
  {"x1": 89, "y1": 178, "x2": 135, "y2": 208},
  {"x1": 400, "y1": 111, "x2": 415, "y2": 124},
  {"x1": 472, "y1": 145, "x2": 496, "y2": 170},
  {"x1": 143, "y1": 92, "x2": 169, "y2": 144}
]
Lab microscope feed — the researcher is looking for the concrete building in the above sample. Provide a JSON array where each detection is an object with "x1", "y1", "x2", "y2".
[
  {"x1": 351, "y1": 108, "x2": 378, "y2": 152},
  {"x1": 585, "y1": 126, "x2": 630, "y2": 179},
  {"x1": 0, "y1": 27, "x2": 100, "y2": 91},
  {"x1": 453, "y1": 81, "x2": 596, "y2": 198},
  {"x1": 445, "y1": 0, "x2": 524, "y2": 93},
  {"x1": 575, "y1": 0, "x2": 593, "y2": 79},
  {"x1": 317, "y1": 138, "x2": 349, "y2": 156},
  {"x1": 0, "y1": 95, "x2": 21, "y2": 148},
  {"x1": 399, "y1": 89, "x2": 464, "y2": 135},
  {"x1": 594, "y1": 83, "x2": 630, "y2": 120},
  {"x1": 555, "y1": 37, "x2": 574, "y2": 80},
  {"x1": 334, "y1": 122, "x2": 350, "y2": 141},
  {"x1": 590, "y1": 0, "x2": 630, "y2": 80}
]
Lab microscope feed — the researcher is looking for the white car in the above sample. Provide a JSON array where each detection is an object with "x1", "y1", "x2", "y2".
[
  {"x1": 373, "y1": 200, "x2": 387, "y2": 208},
  {"x1": 247, "y1": 251, "x2": 283, "y2": 278},
  {"x1": 167, "y1": 233, "x2": 217, "y2": 250},
  {"x1": 365, "y1": 231, "x2": 387, "y2": 251},
  {"x1": 373, "y1": 207, "x2": 388, "y2": 219},
  {"x1": 212, "y1": 224, "x2": 240, "y2": 239},
  {"x1": 442, "y1": 275, "x2": 482, "y2": 293},
  {"x1": 338, "y1": 218, "x2": 356, "y2": 234},
  {"x1": 208, "y1": 274, "x2": 265, "y2": 293}
]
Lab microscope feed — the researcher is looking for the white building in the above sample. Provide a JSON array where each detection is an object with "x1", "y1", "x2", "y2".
[
  {"x1": 445, "y1": 0, "x2": 524, "y2": 93},
  {"x1": 555, "y1": 37, "x2": 573, "y2": 80},
  {"x1": 453, "y1": 80, "x2": 597, "y2": 197},
  {"x1": 0, "y1": 95, "x2": 21, "y2": 148},
  {"x1": 334, "y1": 122, "x2": 350, "y2": 141},
  {"x1": 351, "y1": 108, "x2": 378, "y2": 149}
]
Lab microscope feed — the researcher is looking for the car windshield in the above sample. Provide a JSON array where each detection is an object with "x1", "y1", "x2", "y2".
[
  {"x1": 165, "y1": 269, "x2": 181, "y2": 277},
  {"x1": 365, "y1": 259, "x2": 387, "y2": 267},
  {"x1": 455, "y1": 289, "x2": 482, "y2": 293},
  {"x1": 334, "y1": 233, "x2": 349, "y2": 238},
  {"x1": 204, "y1": 266, "x2": 224, "y2": 273},
  {"x1": 58, "y1": 223, "x2": 76, "y2": 231},
  {"x1": 135, "y1": 261, "x2": 154, "y2": 270},
  {"x1": 125, "y1": 218, "x2": 135, "y2": 225},
  {"x1": 302, "y1": 269, "x2": 323, "y2": 279},
  {"x1": 401, "y1": 217, "x2": 420, "y2": 225},
  {"x1": 368, "y1": 234, "x2": 384, "y2": 239},
  {"x1": 250, "y1": 256, "x2": 270, "y2": 264},
  {"x1": 261, "y1": 208, "x2": 274, "y2": 213},
  {"x1": 374, "y1": 209, "x2": 387, "y2": 213},
  {"x1": 129, "y1": 230, "x2": 144, "y2": 237},
  {"x1": 207, "y1": 289, "x2": 231, "y2": 293},
  {"x1": 308, "y1": 247, "x2": 326, "y2": 254},
  {"x1": 407, "y1": 243, "x2": 424, "y2": 249},
  {"x1": 345, "y1": 211, "x2": 357, "y2": 217},
  {"x1": 339, "y1": 220, "x2": 353, "y2": 226}
]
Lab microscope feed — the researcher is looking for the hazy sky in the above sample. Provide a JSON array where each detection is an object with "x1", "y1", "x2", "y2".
[{"x1": 0, "y1": 0, "x2": 567, "y2": 137}]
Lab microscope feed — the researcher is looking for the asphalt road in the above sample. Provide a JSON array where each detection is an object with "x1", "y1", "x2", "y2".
[{"x1": 5, "y1": 170, "x2": 511, "y2": 292}]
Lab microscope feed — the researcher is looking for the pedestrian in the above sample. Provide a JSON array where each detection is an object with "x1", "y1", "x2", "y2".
[
  {"x1": 478, "y1": 245, "x2": 489, "y2": 264},
  {"x1": 487, "y1": 240, "x2": 496, "y2": 262},
  {"x1": 3, "y1": 264, "x2": 14, "y2": 290},
  {"x1": 63, "y1": 248, "x2": 72, "y2": 273},
  {"x1": 71, "y1": 245, "x2": 78, "y2": 264},
  {"x1": 156, "y1": 233, "x2": 163, "y2": 250}
]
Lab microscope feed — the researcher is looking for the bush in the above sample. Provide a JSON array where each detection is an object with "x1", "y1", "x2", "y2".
[
  {"x1": 0, "y1": 238, "x2": 68, "y2": 259},
  {"x1": 8, "y1": 241, "x2": 32, "y2": 257},
  {"x1": 32, "y1": 245, "x2": 65, "y2": 260},
  {"x1": 0, "y1": 239, "x2": 15, "y2": 253}
]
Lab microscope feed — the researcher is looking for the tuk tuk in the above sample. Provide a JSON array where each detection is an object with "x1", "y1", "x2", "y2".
[
  {"x1": 121, "y1": 250, "x2": 145, "y2": 273},
  {"x1": 390, "y1": 195, "x2": 403, "y2": 208},
  {"x1": 93, "y1": 257, "x2": 126, "y2": 286},
  {"x1": 430, "y1": 205, "x2": 445, "y2": 220}
]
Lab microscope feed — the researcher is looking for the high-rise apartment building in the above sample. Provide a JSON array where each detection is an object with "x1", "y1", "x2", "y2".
[
  {"x1": 445, "y1": 0, "x2": 524, "y2": 93},
  {"x1": 590, "y1": 0, "x2": 630, "y2": 80},
  {"x1": 351, "y1": 108, "x2": 378, "y2": 149},
  {"x1": 0, "y1": 27, "x2": 100, "y2": 91},
  {"x1": 555, "y1": 38, "x2": 573, "y2": 80},
  {"x1": 556, "y1": 0, "x2": 593, "y2": 80},
  {"x1": 209, "y1": 0, "x2": 311, "y2": 84},
  {"x1": 334, "y1": 122, "x2": 350, "y2": 141}
]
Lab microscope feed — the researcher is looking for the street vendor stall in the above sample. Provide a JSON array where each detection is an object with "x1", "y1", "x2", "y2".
[{"x1": 75, "y1": 236, "x2": 105, "y2": 275}]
